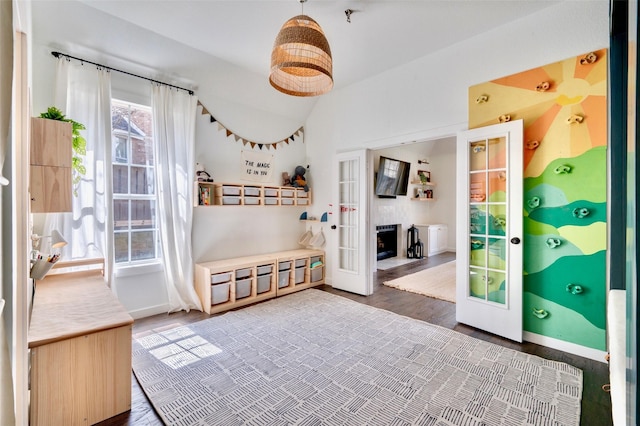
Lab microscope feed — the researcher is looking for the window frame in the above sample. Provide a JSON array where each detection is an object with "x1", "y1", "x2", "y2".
[{"x1": 111, "y1": 99, "x2": 161, "y2": 268}]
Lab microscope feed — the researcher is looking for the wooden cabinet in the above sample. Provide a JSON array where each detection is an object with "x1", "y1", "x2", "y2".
[
  {"x1": 30, "y1": 117, "x2": 72, "y2": 212},
  {"x1": 415, "y1": 224, "x2": 448, "y2": 257},
  {"x1": 195, "y1": 182, "x2": 311, "y2": 207},
  {"x1": 195, "y1": 249, "x2": 325, "y2": 314},
  {"x1": 428, "y1": 224, "x2": 448, "y2": 256},
  {"x1": 28, "y1": 270, "x2": 133, "y2": 425}
]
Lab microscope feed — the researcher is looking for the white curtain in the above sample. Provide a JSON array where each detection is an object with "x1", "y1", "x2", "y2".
[
  {"x1": 44, "y1": 58, "x2": 113, "y2": 284},
  {"x1": 152, "y1": 85, "x2": 202, "y2": 312}
]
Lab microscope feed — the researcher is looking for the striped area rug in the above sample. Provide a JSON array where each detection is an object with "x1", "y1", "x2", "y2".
[{"x1": 132, "y1": 289, "x2": 582, "y2": 425}]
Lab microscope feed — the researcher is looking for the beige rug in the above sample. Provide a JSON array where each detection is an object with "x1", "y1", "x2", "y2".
[{"x1": 383, "y1": 260, "x2": 456, "y2": 302}]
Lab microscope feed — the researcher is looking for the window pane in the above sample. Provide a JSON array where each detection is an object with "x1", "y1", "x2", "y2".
[
  {"x1": 113, "y1": 136, "x2": 128, "y2": 163},
  {"x1": 113, "y1": 165, "x2": 129, "y2": 194},
  {"x1": 114, "y1": 232, "x2": 129, "y2": 263},
  {"x1": 114, "y1": 200, "x2": 129, "y2": 231},
  {"x1": 132, "y1": 137, "x2": 154, "y2": 165},
  {"x1": 131, "y1": 231, "x2": 155, "y2": 261},
  {"x1": 131, "y1": 200, "x2": 155, "y2": 229},
  {"x1": 131, "y1": 166, "x2": 154, "y2": 194}
]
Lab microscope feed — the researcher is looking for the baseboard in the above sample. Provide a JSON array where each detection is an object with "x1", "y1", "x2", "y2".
[
  {"x1": 523, "y1": 331, "x2": 608, "y2": 363},
  {"x1": 128, "y1": 303, "x2": 170, "y2": 320}
]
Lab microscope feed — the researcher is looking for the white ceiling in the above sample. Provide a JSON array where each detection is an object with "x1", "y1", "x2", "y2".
[{"x1": 37, "y1": 0, "x2": 561, "y2": 91}]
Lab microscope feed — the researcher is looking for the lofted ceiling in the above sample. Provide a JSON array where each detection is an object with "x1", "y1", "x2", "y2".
[{"x1": 32, "y1": 0, "x2": 562, "y2": 121}]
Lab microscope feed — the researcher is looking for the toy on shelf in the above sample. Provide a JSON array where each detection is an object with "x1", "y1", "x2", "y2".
[
  {"x1": 291, "y1": 165, "x2": 309, "y2": 192},
  {"x1": 196, "y1": 162, "x2": 213, "y2": 182}
]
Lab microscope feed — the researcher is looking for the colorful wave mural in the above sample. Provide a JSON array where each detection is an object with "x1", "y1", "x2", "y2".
[{"x1": 469, "y1": 49, "x2": 607, "y2": 351}]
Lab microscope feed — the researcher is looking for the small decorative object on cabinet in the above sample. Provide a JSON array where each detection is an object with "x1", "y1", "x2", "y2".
[
  {"x1": 30, "y1": 117, "x2": 73, "y2": 212},
  {"x1": 194, "y1": 182, "x2": 312, "y2": 207},
  {"x1": 195, "y1": 249, "x2": 325, "y2": 314}
]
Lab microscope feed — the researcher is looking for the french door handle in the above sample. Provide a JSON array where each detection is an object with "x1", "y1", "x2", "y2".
[{"x1": 510, "y1": 237, "x2": 521, "y2": 244}]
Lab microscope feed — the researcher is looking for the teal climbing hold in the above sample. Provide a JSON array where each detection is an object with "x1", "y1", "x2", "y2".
[
  {"x1": 572, "y1": 207, "x2": 590, "y2": 219},
  {"x1": 566, "y1": 283, "x2": 583, "y2": 295},
  {"x1": 554, "y1": 164, "x2": 572, "y2": 174},
  {"x1": 545, "y1": 238, "x2": 561, "y2": 249},
  {"x1": 527, "y1": 196, "x2": 541, "y2": 209}
]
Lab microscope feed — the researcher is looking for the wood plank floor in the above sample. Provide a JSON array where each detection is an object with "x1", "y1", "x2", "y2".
[{"x1": 98, "y1": 252, "x2": 613, "y2": 425}]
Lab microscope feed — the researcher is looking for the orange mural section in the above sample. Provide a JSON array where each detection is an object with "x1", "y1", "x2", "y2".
[{"x1": 469, "y1": 50, "x2": 607, "y2": 178}]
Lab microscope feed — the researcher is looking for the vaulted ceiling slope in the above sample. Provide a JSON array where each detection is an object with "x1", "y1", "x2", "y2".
[{"x1": 32, "y1": 0, "x2": 561, "y2": 122}]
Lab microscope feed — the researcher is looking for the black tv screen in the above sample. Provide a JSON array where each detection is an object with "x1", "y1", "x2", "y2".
[{"x1": 375, "y1": 156, "x2": 411, "y2": 197}]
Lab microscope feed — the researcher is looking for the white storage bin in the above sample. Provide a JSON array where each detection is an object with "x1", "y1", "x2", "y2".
[
  {"x1": 257, "y1": 264, "x2": 272, "y2": 275},
  {"x1": 236, "y1": 278, "x2": 251, "y2": 299},
  {"x1": 265, "y1": 198, "x2": 279, "y2": 205},
  {"x1": 244, "y1": 197, "x2": 260, "y2": 205},
  {"x1": 294, "y1": 258, "x2": 307, "y2": 268},
  {"x1": 296, "y1": 190, "x2": 308, "y2": 198},
  {"x1": 211, "y1": 272, "x2": 232, "y2": 284},
  {"x1": 257, "y1": 274, "x2": 272, "y2": 294},
  {"x1": 278, "y1": 270, "x2": 290, "y2": 288},
  {"x1": 211, "y1": 283, "x2": 230, "y2": 305},
  {"x1": 310, "y1": 256, "x2": 322, "y2": 265},
  {"x1": 281, "y1": 198, "x2": 294, "y2": 205},
  {"x1": 281, "y1": 189, "x2": 294, "y2": 198},
  {"x1": 311, "y1": 266, "x2": 324, "y2": 283},
  {"x1": 294, "y1": 266, "x2": 305, "y2": 284},
  {"x1": 297, "y1": 199, "x2": 309, "y2": 205},
  {"x1": 264, "y1": 188, "x2": 279, "y2": 197},
  {"x1": 222, "y1": 196, "x2": 241, "y2": 205},
  {"x1": 244, "y1": 186, "x2": 261, "y2": 197},
  {"x1": 236, "y1": 268, "x2": 252, "y2": 280},
  {"x1": 222, "y1": 185, "x2": 241, "y2": 196},
  {"x1": 278, "y1": 261, "x2": 291, "y2": 271}
]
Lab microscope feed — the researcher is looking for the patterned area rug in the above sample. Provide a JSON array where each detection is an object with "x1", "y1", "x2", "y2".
[
  {"x1": 132, "y1": 289, "x2": 582, "y2": 426},
  {"x1": 383, "y1": 260, "x2": 456, "y2": 302}
]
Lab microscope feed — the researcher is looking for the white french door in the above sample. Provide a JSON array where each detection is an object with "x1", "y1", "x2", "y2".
[
  {"x1": 331, "y1": 149, "x2": 374, "y2": 296},
  {"x1": 456, "y1": 120, "x2": 523, "y2": 342}
]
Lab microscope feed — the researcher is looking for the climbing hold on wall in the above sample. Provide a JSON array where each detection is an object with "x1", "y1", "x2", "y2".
[
  {"x1": 532, "y1": 308, "x2": 549, "y2": 319},
  {"x1": 498, "y1": 114, "x2": 511, "y2": 123},
  {"x1": 493, "y1": 217, "x2": 506, "y2": 228},
  {"x1": 572, "y1": 207, "x2": 590, "y2": 219},
  {"x1": 566, "y1": 283, "x2": 584, "y2": 295},
  {"x1": 525, "y1": 140, "x2": 540, "y2": 150},
  {"x1": 579, "y1": 52, "x2": 598, "y2": 65},
  {"x1": 473, "y1": 144, "x2": 486, "y2": 153},
  {"x1": 535, "y1": 81, "x2": 551, "y2": 92},
  {"x1": 554, "y1": 164, "x2": 572, "y2": 174},
  {"x1": 470, "y1": 240, "x2": 485, "y2": 249},
  {"x1": 527, "y1": 196, "x2": 541, "y2": 209},
  {"x1": 476, "y1": 94, "x2": 489, "y2": 104},
  {"x1": 566, "y1": 114, "x2": 584, "y2": 124},
  {"x1": 482, "y1": 275, "x2": 494, "y2": 284},
  {"x1": 545, "y1": 238, "x2": 562, "y2": 249}
]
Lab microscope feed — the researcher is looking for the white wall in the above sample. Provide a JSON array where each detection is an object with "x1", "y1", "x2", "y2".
[{"x1": 306, "y1": 0, "x2": 609, "y2": 283}]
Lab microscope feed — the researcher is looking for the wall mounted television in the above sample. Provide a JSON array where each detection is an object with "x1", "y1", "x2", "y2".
[{"x1": 374, "y1": 156, "x2": 411, "y2": 197}]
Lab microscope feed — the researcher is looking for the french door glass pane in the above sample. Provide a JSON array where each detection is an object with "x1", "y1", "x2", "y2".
[
  {"x1": 469, "y1": 268, "x2": 485, "y2": 299},
  {"x1": 488, "y1": 137, "x2": 507, "y2": 169},
  {"x1": 338, "y1": 158, "x2": 358, "y2": 272},
  {"x1": 488, "y1": 171, "x2": 507, "y2": 202},
  {"x1": 487, "y1": 271, "x2": 506, "y2": 304},
  {"x1": 487, "y1": 238, "x2": 506, "y2": 270},
  {"x1": 470, "y1": 237, "x2": 486, "y2": 267}
]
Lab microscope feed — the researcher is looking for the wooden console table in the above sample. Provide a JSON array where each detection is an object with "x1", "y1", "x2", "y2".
[{"x1": 28, "y1": 269, "x2": 133, "y2": 425}]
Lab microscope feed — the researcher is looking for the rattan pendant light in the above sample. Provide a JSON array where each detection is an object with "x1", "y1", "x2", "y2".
[{"x1": 269, "y1": 0, "x2": 333, "y2": 97}]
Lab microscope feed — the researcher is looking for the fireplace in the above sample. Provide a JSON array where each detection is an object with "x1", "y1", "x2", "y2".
[{"x1": 376, "y1": 224, "x2": 398, "y2": 261}]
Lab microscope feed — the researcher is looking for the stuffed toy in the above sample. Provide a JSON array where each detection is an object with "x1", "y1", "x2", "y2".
[
  {"x1": 196, "y1": 162, "x2": 213, "y2": 182},
  {"x1": 282, "y1": 172, "x2": 292, "y2": 186},
  {"x1": 291, "y1": 165, "x2": 309, "y2": 192}
]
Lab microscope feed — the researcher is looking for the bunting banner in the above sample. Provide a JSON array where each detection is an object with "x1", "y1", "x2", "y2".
[
  {"x1": 241, "y1": 150, "x2": 274, "y2": 182},
  {"x1": 198, "y1": 101, "x2": 303, "y2": 150}
]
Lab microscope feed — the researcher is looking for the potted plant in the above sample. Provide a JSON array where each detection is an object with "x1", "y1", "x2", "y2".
[{"x1": 39, "y1": 107, "x2": 86, "y2": 196}]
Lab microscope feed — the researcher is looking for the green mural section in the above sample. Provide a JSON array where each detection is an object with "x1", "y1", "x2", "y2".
[{"x1": 523, "y1": 147, "x2": 606, "y2": 350}]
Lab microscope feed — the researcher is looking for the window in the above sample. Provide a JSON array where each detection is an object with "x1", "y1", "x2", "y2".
[{"x1": 111, "y1": 99, "x2": 160, "y2": 264}]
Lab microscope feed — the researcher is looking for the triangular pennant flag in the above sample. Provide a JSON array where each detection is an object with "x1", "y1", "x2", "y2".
[
  {"x1": 272, "y1": 143, "x2": 278, "y2": 150},
  {"x1": 226, "y1": 129, "x2": 232, "y2": 137},
  {"x1": 242, "y1": 140, "x2": 248, "y2": 146},
  {"x1": 258, "y1": 144, "x2": 263, "y2": 150},
  {"x1": 290, "y1": 134, "x2": 295, "y2": 142},
  {"x1": 234, "y1": 134, "x2": 241, "y2": 142},
  {"x1": 285, "y1": 140, "x2": 290, "y2": 145},
  {"x1": 201, "y1": 107, "x2": 209, "y2": 115},
  {"x1": 210, "y1": 116, "x2": 216, "y2": 123},
  {"x1": 250, "y1": 142, "x2": 256, "y2": 149},
  {"x1": 217, "y1": 122, "x2": 224, "y2": 131}
]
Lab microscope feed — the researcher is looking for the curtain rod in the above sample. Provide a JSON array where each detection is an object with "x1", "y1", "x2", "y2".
[{"x1": 51, "y1": 51, "x2": 195, "y2": 95}]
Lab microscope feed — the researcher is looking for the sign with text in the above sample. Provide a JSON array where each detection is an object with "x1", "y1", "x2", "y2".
[{"x1": 241, "y1": 150, "x2": 274, "y2": 182}]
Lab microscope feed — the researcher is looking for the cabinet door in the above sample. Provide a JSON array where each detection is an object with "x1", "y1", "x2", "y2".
[
  {"x1": 428, "y1": 227, "x2": 439, "y2": 256},
  {"x1": 30, "y1": 165, "x2": 72, "y2": 213}
]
